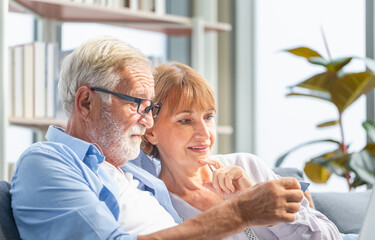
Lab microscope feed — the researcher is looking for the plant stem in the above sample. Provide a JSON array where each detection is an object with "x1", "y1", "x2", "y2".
[
  {"x1": 320, "y1": 26, "x2": 332, "y2": 61},
  {"x1": 338, "y1": 112, "x2": 352, "y2": 190},
  {"x1": 338, "y1": 113, "x2": 347, "y2": 154}
]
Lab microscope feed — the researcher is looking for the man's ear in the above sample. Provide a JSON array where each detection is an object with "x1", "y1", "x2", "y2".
[
  {"x1": 74, "y1": 86, "x2": 96, "y2": 121},
  {"x1": 144, "y1": 128, "x2": 157, "y2": 145}
]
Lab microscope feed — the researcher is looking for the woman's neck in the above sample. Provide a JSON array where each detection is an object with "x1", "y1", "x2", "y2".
[
  {"x1": 158, "y1": 158, "x2": 224, "y2": 211},
  {"x1": 159, "y1": 160, "x2": 212, "y2": 195}
]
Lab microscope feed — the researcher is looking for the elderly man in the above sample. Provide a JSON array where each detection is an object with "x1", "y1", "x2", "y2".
[{"x1": 11, "y1": 36, "x2": 304, "y2": 240}]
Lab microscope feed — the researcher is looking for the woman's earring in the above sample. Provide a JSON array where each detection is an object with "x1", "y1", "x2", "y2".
[{"x1": 153, "y1": 141, "x2": 156, "y2": 145}]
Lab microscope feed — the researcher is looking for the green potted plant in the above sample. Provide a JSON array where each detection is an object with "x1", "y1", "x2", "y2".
[{"x1": 275, "y1": 46, "x2": 375, "y2": 190}]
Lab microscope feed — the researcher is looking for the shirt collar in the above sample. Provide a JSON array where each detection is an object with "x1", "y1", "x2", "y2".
[{"x1": 45, "y1": 125, "x2": 104, "y2": 164}]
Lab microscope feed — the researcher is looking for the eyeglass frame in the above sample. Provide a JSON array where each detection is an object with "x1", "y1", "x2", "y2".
[{"x1": 90, "y1": 87, "x2": 162, "y2": 117}]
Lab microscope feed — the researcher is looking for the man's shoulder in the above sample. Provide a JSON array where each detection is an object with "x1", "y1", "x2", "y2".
[
  {"x1": 20, "y1": 141, "x2": 74, "y2": 159},
  {"x1": 13, "y1": 141, "x2": 83, "y2": 178}
]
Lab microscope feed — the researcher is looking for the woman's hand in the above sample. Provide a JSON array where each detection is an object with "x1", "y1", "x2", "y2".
[{"x1": 202, "y1": 162, "x2": 255, "y2": 199}]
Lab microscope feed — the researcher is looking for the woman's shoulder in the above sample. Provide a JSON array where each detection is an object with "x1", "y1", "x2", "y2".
[{"x1": 212, "y1": 152, "x2": 262, "y2": 167}]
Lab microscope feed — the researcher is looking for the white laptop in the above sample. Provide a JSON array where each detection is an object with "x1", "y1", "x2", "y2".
[{"x1": 358, "y1": 188, "x2": 375, "y2": 240}]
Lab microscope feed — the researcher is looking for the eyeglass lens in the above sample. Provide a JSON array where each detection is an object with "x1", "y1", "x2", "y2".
[{"x1": 138, "y1": 99, "x2": 153, "y2": 115}]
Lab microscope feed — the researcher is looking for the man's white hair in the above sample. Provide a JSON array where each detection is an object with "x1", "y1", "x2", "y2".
[{"x1": 58, "y1": 36, "x2": 152, "y2": 118}]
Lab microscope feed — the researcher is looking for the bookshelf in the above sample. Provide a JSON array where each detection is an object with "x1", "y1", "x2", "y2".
[
  {"x1": 11, "y1": 0, "x2": 231, "y2": 35},
  {"x1": 0, "y1": 0, "x2": 232, "y2": 180}
]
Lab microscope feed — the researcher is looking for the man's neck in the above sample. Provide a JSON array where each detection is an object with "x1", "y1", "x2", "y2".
[{"x1": 105, "y1": 159, "x2": 124, "y2": 173}]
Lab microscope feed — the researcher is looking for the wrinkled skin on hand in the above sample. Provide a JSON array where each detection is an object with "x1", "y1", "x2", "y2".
[{"x1": 235, "y1": 177, "x2": 303, "y2": 226}]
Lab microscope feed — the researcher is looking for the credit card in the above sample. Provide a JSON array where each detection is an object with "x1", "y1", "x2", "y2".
[{"x1": 299, "y1": 181, "x2": 310, "y2": 192}]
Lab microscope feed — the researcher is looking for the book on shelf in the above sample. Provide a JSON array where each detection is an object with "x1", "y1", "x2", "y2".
[
  {"x1": 13, "y1": 45, "x2": 24, "y2": 118},
  {"x1": 8, "y1": 48, "x2": 14, "y2": 117},
  {"x1": 124, "y1": 0, "x2": 137, "y2": 10},
  {"x1": 154, "y1": 0, "x2": 165, "y2": 15},
  {"x1": 23, "y1": 43, "x2": 34, "y2": 119},
  {"x1": 139, "y1": 0, "x2": 153, "y2": 12},
  {"x1": 46, "y1": 43, "x2": 59, "y2": 119},
  {"x1": 113, "y1": 0, "x2": 125, "y2": 8},
  {"x1": 33, "y1": 42, "x2": 47, "y2": 119}
]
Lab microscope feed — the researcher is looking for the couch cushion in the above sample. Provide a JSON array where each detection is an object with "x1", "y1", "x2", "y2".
[
  {"x1": 0, "y1": 180, "x2": 21, "y2": 240},
  {"x1": 273, "y1": 167, "x2": 304, "y2": 181},
  {"x1": 311, "y1": 190, "x2": 371, "y2": 234}
]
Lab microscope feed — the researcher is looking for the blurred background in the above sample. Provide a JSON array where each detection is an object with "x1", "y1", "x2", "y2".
[{"x1": 1, "y1": 0, "x2": 372, "y2": 192}]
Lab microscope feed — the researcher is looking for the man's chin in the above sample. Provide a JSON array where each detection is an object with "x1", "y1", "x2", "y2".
[{"x1": 126, "y1": 148, "x2": 141, "y2": 161}]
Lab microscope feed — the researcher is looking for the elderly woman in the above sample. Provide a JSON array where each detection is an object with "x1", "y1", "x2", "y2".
[{"x1": 141, "y1": 62, "x2": 341, "y2": 240}]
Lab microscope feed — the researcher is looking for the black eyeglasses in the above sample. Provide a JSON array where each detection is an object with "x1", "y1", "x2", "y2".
[{"x1": 91, "y1": 87, "x2": 162, "y2": 117}]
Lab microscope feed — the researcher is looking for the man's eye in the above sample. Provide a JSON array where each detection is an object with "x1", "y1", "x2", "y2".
[
  {"x1": 178, "y1": 119, "x2": 191, "y2": 124},
  {"x1": 129, "y1": 102, "x2": 138, "y2": 108}
]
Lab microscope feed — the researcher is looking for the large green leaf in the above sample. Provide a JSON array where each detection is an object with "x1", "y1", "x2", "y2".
[
  {"x1": 316, "y1": 120, "x2": 339, "y2": 128},
  {"x1": 331, "y1": 72, "x2": 375, "y2": 113},
  {"x1": 304, "y1": 161, "x2": 331, "y2": 183},
  {"x1": 287, "y1": 89, "x2": 332, "y2": 102},
  {"x1": 351, "y1": 175, "x2": 368, "y2": 188},
  {"x1": 285, "y1": 47, "x2": 323, "y2": 60},
  {"x1": 364, "y1": 143, "x2": 375, "y2": 155},
  {"x1": 347, "y1": 149, "x2": 375, "y2": 184},
  {"x1": 296, "y1": 71, "x2": 337, "y2": 92},
  {"x1": 328, "y1": 157, "x2": 350, "y2": 176},
  {"x1": 311, "y1": 149, "x2": 349, "y2": 176},
  {"x1": 326, "y1": 57, "x2": 353, "y2": 72},
  {"x1": 363, "y1": 120, "x2": 375, "y2": 142},
  {"x1": 275, "y1": 139, "x2": 341, "y2": 167}
]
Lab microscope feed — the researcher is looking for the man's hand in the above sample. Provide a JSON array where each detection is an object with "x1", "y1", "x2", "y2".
[
  {"x1": 203, "y1": 165, "x2": 255, "y2": 199},
  {"x1": 235, "y1": 177, "x2": 303, "y2": 226},
  {"x1": 139, "y1": 177, "x2": 304, "y2": 240}
]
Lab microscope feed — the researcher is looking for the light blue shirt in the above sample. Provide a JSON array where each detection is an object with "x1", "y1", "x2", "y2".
[{"x1": 10, "y1": 125, "x2": 180, "y2": 240}]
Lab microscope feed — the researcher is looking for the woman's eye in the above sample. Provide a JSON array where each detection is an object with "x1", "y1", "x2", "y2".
[
  {"x1": 205, "y1": 114, "x2": 215, "y2": 120},
  {"x1": 178, "y1": 119, "x2": 191, "y2": 124}
]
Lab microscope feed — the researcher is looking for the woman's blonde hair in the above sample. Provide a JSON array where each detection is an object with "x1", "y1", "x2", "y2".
[{"x1": 142, "y1": 62, "x2": 216, "y2": 159}]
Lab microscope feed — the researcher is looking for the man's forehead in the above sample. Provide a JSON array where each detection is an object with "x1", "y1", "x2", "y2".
[{"x1": 116, "y1": 75, "x2": 154, "y2": 97}]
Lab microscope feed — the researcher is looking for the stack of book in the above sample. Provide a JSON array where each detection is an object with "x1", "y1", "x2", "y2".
[{"x1": 8, "y1": 42, "x2": 65, "y2": 120}]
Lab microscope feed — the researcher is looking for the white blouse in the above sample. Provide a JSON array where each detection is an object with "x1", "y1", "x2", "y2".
[{"x1": 168, "y1": 153, "x2": 342, "y2": 240}]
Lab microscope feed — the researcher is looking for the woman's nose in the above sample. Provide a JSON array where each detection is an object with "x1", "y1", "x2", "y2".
[{"x1": 195, "y1": 121, "x2": 210, "y2": 139}]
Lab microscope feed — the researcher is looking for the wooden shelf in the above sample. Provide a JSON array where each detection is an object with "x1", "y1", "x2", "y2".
[
  {"x1": 11, "y1": 0, "x2": 231, "y2": 35},
  {"x1": 9, "y1": 117, "x2": 67, "y2": 130}
]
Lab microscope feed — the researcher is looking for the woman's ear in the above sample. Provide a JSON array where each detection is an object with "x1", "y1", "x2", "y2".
[
  {"x1": 144, "y1": 128, "x2": 157, "y2": 145},
  {"x1": 74, "y1": 86, "x2": 96, "y2": 121}
]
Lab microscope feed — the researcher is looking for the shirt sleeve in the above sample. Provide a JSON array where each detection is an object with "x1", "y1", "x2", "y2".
[
  {"x1": 215, "y1": 152, "x2": 343, "y2": 240},
  {"x1": 11, "y1": 145, "x2": 137, "y2": 240}
]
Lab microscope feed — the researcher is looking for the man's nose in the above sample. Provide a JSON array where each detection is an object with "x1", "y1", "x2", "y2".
[{"x1": 138, "y1": 111, "x2": 154, "y2": 129}]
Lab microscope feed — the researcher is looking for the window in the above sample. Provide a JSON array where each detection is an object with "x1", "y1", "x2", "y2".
[{"x1": 255, "y1": 0, "x2": 366, "y2": 191}]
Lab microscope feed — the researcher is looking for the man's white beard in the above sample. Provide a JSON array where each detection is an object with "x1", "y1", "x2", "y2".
[{"x1": 88, "y1": 104, "x2": 146, "y2": 165}]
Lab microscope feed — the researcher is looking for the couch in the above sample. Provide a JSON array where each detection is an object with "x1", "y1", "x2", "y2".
[
  {"x1": 0, "y1": 181, "x2": 20, "y2": 240},
  {"x1": 0, "y1": 169, "x2": 371, "y2": 239},
  {"x1": 272, "y1": 168, "x2": 372, "y2": 234}
]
